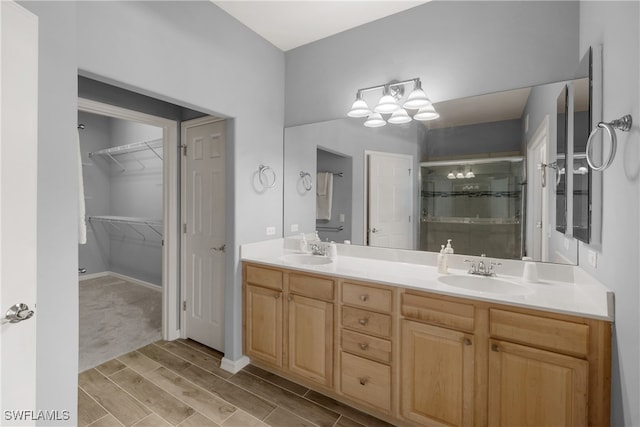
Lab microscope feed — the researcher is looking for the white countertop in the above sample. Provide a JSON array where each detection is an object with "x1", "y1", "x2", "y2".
[{"x1": 241, "y1": 238, "x2": 614, "y2": 322}]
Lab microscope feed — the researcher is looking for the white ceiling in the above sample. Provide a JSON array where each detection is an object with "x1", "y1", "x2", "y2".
[{"x1": 211, "y1": 1, "x2": 431, "y2": 51}]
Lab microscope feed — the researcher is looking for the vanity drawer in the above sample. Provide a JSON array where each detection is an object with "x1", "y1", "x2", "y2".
[
  {"x1": 342, "y1": 306, "x2": 391, "y2": 338},
  {"x1": 342, "y1": 282, "x2": 392, "y2": 313},
  {"x1": 340, "y1": 352, "x2": 391, "y2": 412},
  {"x1": 490, "y1": 309, "x2": 589, "y2": 357},
  {"x1": 245, "y1": 264, "x2": 283, "y2": 290},
  {"x1": 341, "y1": 329, "x2": 392, "y2": 364},
  {"x1": 402, "y1": 292, "x2": 474, "y2": 332},
  {"x1": 289, "y1": 273, "x2": 335, "y2": 301}
]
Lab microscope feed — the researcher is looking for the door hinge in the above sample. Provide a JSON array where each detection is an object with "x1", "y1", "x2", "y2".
[
  {"x1": 182, "y1": 144, "x2": 188, "y2": 156},
  {"x1": 408, "y1": 168, "x2": 412, "y2": 175},
  {"x1": 183, "y1": 301, "x2": 187, "y2": 311},
  {"x1": 183, "y1": 223, "x2": 187, "y2": 233}
]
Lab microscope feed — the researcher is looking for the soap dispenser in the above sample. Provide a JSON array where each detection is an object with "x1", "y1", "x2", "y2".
[
  {"x1": 444, "y1": 239, "x2": 454, "y2": 254},
  {"x1": 437, "y1": 245, "x2": 448, "y2": 274}
]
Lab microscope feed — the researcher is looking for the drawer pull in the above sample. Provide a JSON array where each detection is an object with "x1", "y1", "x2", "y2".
[
  {"x1": 491, "y1": 344, "x2": 500, "y2": 352},
  {"x1": 358, "y1": 318, "x2": 369, "y2": 326},
  {"x1": 464, "y1": 338, "x2": 472, "y2": 346},
  {"x1": 360, "y1": 294, "x2": 369, "y2": 302},
  {"x1": 288, "y1": 295, "x2": 293, "y2": 302},
  {"x1": 359, "y1": 377, "x2": 369, "y2": 386},
  {"x1": 359, "y1": 343, "x2": 369, "y2": 351}
]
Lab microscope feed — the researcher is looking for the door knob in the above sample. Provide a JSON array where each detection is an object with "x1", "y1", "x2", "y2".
[
  {"x1": 371, "y1": 228, "x2": 380, "y2": 233},
  {"x1": 211, "y1": 244, "x2": 226, "y2": 252},
  {"x1": 2, "y1": 303, "x2": 34, "y2": 324}
]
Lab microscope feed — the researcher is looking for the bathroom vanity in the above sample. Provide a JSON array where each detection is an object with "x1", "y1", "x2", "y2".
[{"x1": 241, "y1": 239, "x2": 613, "y2": 427}]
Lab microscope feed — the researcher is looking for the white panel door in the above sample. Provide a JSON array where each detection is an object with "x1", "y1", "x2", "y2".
[
  {"x1": 368, "y1": 152, "x2": 413, "y2": 249},
  {"x1": 0, "y1": 1, "x2": 39, "y2": 422},
  {"x1": 183, "y1": 118, "x2": 226, "y2": 351}
]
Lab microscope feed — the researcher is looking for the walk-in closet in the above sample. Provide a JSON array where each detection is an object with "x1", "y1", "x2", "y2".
[{"x1": 78, "y1": 110, "x2": 164, "y2": 371}]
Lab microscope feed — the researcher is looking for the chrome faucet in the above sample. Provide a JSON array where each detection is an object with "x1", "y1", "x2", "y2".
[
  {"x1": 308, "y1": 242, "x2": 328, "y2": 256},
  {"x1": 464, "y1": 254, "x2": 502, "y2": 276}
]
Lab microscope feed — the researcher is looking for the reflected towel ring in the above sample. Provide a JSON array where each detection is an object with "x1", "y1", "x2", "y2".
[
  {"x1": 300, "y1": 171, "x2": 313, "y2": 192},
  {"x1": 586, "y1": 114, "x2": 632, "y2": 171},
  {"x1": 258, "y1": 164, "x2": 276, "y2": 188}
]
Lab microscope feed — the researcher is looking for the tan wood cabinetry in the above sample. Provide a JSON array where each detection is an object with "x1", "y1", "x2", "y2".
[
  {"x1": 400, "y1": 293, "x2": 475, "y2": 427},
  {"x1": 339, "y1": 281, "x2": 395, "y2": 414},
  {"x1": 243, "y1": 264, "x2": 335, "y2": 388},
  {"x1": 242, "y1": 262, "x2": 612, "y2": 427}
]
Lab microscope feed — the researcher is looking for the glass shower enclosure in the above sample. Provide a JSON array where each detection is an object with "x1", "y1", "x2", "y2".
[{"x1": 420, "y1": 157, "x2": 524, "y2": 260}]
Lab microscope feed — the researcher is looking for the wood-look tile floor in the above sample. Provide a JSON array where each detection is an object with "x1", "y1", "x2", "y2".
[{"x1": 78, "y1": 339, "x2": 394, "y2": 427}]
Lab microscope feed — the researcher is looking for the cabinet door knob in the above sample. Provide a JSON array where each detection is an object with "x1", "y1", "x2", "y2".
[
  {"x1": 360, "y1": 294, "x2": 369, "y2": 302},
  {"x1": 359, "y1": 343, "x2": 369, "y2": 351},
  {"x1": 359, "y1": 377, "x2": 369, "y2": 386},
  {"x1": 464, "y1": 338, "x2": 472, "y2": 346},
  {"x1": 274, "y1": 293, "x2": 280, "y2": 299},
  {"x1": 491, "y1": 344, "x2": 500, "y2": 352},
  {"x1": 288, "y1": 295, "x2": 293, "y2": 302},
  {"x1": 358, "y1": 318, "x2": 369, "y2": 326}
]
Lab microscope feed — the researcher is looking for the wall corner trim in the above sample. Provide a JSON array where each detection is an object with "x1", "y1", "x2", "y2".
[{"x1": 220, "y1": 355, "x2": 250, "y2": 374}]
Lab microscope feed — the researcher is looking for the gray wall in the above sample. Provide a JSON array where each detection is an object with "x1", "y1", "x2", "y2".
[
  {"x1": 79, "y1": 113, "x2": 163, "y2": 285},
  {"x1": 76, "y1": 1, "x2": 285, "y2": 369},
  {"x1": 108, "y1": 118, "x2": 163, "y2": 285},
  {"x1": 20, "y1": 2, "x2": 284, "y2": 424},
  {"x1": 19, "y1": 1, "x2": 79, "y2": 424},
  {"x1": 316, "y1": 149, "x2": 352, "y2": 243},
  {"x1": 285, "y1": 1, "x2": 580, "y2": 127},
  {"x1": 424, "y1": 119, "x2": 522, "y2": 159},
  {"x1": 579, "y1": 2, "x2": 640, "y2": 426},
  {"x1": 78, "y1": 112, "x2": 111, "y2": 275},
  {"x1": 284, "y1": 119, "x2": 421, "y2": 246}
]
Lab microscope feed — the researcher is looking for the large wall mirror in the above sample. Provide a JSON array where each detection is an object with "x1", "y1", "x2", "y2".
[{"x1": 283, "y1": 49, "x2": 601, "y2": 266}]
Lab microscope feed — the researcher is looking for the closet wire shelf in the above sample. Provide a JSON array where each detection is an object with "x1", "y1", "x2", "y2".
[
  {"x1": 88, "y1": 138, "x2": 163, "y2": 172},
  {"x1": 87, "y1": 216, "x2": 163, "y2": 240}
]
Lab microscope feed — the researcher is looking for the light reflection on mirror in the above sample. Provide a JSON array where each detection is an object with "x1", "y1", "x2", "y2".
[
  {"x1": 283, "y1": 81, "x2": 583, "y2": 265},
  {"x1": 556, "y1": 85, "x2": 568, "y2": 233},
  {"x1": 572, "y1": 49, "x2": 592, "y2": 243}
]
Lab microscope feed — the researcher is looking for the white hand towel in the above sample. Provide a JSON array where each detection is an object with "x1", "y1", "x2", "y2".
[
  {"x1": 316, "y1": 172, "x2": 333, "y2": 220},
  {"x1": 77, "y1": 130, "x2": 87, "y2": 245}
]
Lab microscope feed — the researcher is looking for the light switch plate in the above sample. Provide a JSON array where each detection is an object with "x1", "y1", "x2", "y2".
[
  {"x1": 266, "y1": 226, "x2": 276, "y2": 236},
  {"x1": 290, "y1": 224, "x2": 299, "y2": 232},
  {"x1": 588, "y1": 249, "x2": 597, "y2": 268},
  {"x1": 339, "y1": 214, "x2": 345, "y2": 223}
]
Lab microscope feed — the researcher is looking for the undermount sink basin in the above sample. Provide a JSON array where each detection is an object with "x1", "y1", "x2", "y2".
[
  {"x1": 279, "y1": 254, "x2": 333, "y2": 266},
  {"x1": 438, "y1": 274, "x2": 531, "y2": 295}
]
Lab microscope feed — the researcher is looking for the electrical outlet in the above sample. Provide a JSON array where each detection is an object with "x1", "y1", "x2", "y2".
[
  {"x1": 266, "y1": 226, "x2": 276, "y2": 236},
  {"x1": 290, "y1": 224, "x2": 299, "y2": 232},
  {"x1": 588, "y1": 249, "x2": 597, "y2": 268},
  {"x1": 339, "y1": 214, "x2": 345, "y2": 223}
]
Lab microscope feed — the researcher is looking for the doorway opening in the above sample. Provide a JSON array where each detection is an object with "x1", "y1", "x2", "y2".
[{"x1": 77, "y1": 99, "x2": 179, "y2": 371}]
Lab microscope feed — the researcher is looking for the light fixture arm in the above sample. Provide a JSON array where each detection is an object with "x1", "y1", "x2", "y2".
[{"x1": 356, "y1": 78, "x2": 420, "y2": 95}]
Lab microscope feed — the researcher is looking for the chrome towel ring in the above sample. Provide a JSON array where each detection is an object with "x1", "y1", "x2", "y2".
[
  {"x1": 300, "y1": 171, "x2": 313, "y2": 192},
  {"x1": 586, "y1": 114, "x2": 632, "y2": 171},
  {"x1": 258, "y1": 164, "x2": 276, "y2": 188}
]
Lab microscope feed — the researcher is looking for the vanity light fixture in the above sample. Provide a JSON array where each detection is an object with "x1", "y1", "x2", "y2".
[
  {"x1": 465, "y1": 168, "x2": 475, "y2": 179},
  {"x1": 447, "y1": 171, "x2": 456, "y2": 179},
  {"x1": 364, "y1": 112, "x2": 387, "y2": 128},
  {"x1": 348, "y1": 78, "x2": 439, "y2": 127},
  {"x1": 456, "y1": 170, "x2": 465, "y2": 179}
]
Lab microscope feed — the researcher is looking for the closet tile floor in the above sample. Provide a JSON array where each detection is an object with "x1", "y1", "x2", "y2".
[{"x1": 78, "y1": 339, "x2": 394, "y2": 427}]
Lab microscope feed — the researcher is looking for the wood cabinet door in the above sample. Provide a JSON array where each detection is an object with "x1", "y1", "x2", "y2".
[
  {"x1": 401, "y1": 320, "x2": 474, "y2": 427},
  {"x1": 287, "y1": 294, "x2": 334, "y2": 387},
  {"x1": 488, "y1": 339, "x2": 588, "y2": 427},
  {"x1": 245, "y1": 284, "x2": 283, "y2": 367}
]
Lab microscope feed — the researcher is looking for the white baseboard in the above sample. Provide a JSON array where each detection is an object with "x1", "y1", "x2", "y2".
[
  {"x1": 78, "y1": 271, "x2": 110, "y2": 281},
  {"x1": 220, "y1": 355, "x2": 250, "y2": 374},
  {"x1": 79, "y1": 271, "x2": 161, "y2": 292}
]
